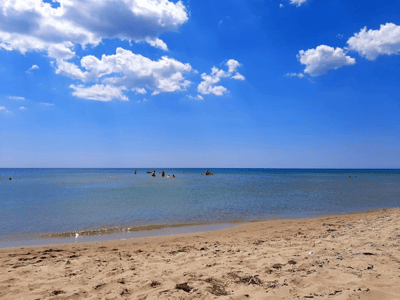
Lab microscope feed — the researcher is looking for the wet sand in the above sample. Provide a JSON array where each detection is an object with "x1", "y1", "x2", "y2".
[{"x1": 1, "y1": 208, "x2": 400, "y2": 299}]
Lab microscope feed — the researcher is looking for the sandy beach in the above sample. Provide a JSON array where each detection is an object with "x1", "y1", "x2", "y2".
[{"x1": 1, "y1": 208, "x2": 400, "y2": 300}]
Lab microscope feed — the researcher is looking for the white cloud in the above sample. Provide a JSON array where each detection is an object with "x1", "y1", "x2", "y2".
[
  {"x1": 133, "y1": 87, "x2": 147, "y2": 94},
  {"x1": 40, "y1": 102, "x2": 55, "y2": 106},
  {"x1": 0, "y1": 42, "x2": 13, "y2": 51},
  {"x1": 226, "y1": 59, "x2": 240, "y2": 73},
  {"x1": 145, "y1": 38, "x2": 168, "y2": 51},
  {"x1": 297, "y1": 45, "x2": 356, "y2": 76},
  {"x1": 347, "y1": 23, "x2": 400, "y2": 60},
  {"x1": 198, "y1": 72, "x2": 228, "y2": 96},
  {"x1": 289, "y1": 0, "x2": 307, "y2": 7},
  {"x1": 70, "y1": 84, "x2": 129, "y2": 102},
  {"x1": 57, "y1": 47, "x2": 192, "y2": 100},
  {"x1": 285, "y1": 72, "x2": 304, "y2": 78},
  {"x1": 55, "y1": 59, "x2": 89, "y2": 81},
  {"x1": 0, "y1": 106, "x2": 10, "y2": 113},
  {"x1": 187, "y1": 95, "x2": 203, "y2": 100},
  {"x1": 198, "y1": 59, "x2": 244, "y2": 96},
  {"x1": 26, "y1": 64, "x2": 39, "y2": 73},
  {"x1": 19, "y1": 106, "x2": 26, "y2": 110},
  {"x1": 280, "y1": 4, "x2": 284, "y2": 8},
  {"x1": 232, "y1": 73, "x2": 245, "y2": 80},
  {"x1": 0, "y1": 0, "x2": 188, "y2": 59},
  {"x1": 9, "y1": 96, "x2": 25, "y2": 100}
]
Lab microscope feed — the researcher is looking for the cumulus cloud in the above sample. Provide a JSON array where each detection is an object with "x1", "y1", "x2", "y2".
[
  {"x1": 289, "y1": 0, "x2": 307, "y2": 7},
  {"x1": 226, "y1": 59, "x2": 240, "y2": 73},
  {"x1": 145, "y1": 38, "x2": 168, "y2": 51},
  {"x1": 0, "y1": 106, "x2": 10, "y2": 113},
  {"x1": 347, "y1": 23, "x2": 400, "y2": 60},
  {"x1": 56, "y1": 47, "x2": 192, "y2": 101},
  {"x1": 232, "y1": 73, "x2": 245, "y2": 80},
  {"x1": 285, "y1": 72, "x2": 304, "y2": 78},
  {"x1": 27, "y1": 64, "x2": 39, "y2": 72},
  {"x1": 70, "y1": 84, "x2": 129, "y2": 101},
  {"x1": 198, "y1": 59, "x2": 245, "y2": 96},
  {"x1": 133, "y1": 87, "x2": 147, "y2": 94},
  {"x1": 280, "y1": 4, "x2": 284, "y2": 8},
  {"x1": 297, "y1": 45, "x2": 356, "y2": 76},
  {"x1": 198, "y1": 68, "x2": 229, "y2": 96},
  {"x1": 9, "y1": 96, "x2": 25, "y2": 100},
  {"x1": 19, "y1": 106, "x2": 26, "y2": 110},
  {"x1": 0, "y1": 0, "x2": 188, "y2": 59}
]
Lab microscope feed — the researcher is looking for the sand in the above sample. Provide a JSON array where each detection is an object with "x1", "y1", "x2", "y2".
[{"x1": 1, "y1": 208, "x2": 400, "y2": 300}]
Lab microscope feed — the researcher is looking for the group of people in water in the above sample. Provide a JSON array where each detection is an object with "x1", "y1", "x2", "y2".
[{"x1": 137, "y1": 170, "x2": 176, "y2": 178}]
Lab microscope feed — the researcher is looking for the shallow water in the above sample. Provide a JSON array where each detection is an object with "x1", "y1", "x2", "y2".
[{"x1": 1, "y1": 168, "x2": 399, "y2": 244}]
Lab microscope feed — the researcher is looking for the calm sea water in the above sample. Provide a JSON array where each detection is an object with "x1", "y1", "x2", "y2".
[{"x1": 1, "y1": 169, "x2": 399, "y2": 243}]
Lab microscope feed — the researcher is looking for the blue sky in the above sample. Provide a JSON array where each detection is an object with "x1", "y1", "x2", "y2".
[{"x1": 0, "y1": 0, "x2": 399, "y2": 168}]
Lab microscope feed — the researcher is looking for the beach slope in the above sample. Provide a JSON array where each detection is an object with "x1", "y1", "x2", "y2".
[{"x1": 1, "y1": 208, "x2": 400, "y2": 299}]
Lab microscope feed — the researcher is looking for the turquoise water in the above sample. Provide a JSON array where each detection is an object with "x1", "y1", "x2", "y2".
[{"x1": 1, "y1": 169, "x2": 399, "y2": 243}]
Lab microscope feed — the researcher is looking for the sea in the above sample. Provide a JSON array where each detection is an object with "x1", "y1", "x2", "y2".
[{"x1": 1, "y1": 168, "x2": 399, "y2": 247}]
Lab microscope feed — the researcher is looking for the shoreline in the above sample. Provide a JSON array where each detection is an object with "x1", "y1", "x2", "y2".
[
  {"x1": 1, "y1": 208, "x2": 395, "y2": 250},
  {"x1": 1, "y1": 207, "x2": 399, "y2": 299}
]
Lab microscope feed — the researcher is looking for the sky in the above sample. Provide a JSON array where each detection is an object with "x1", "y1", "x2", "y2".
[{"x1": 0, "y1": 0, "x2": 399, "y2": 168}]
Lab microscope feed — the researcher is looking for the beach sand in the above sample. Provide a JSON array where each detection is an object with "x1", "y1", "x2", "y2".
[{"x1": 1, "y1": 208, "x2": 400, "y2": 299}]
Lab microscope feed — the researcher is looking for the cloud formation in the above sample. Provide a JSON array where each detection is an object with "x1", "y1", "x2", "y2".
[
  {"x1": 298, "y1": 45, "x2": 356, "y2": 76},
  {"x1": 9, "y1": 96, "x2": 25, "y2": 100},
  {"x1": 70, "y1": 84, "x2": 129, "y2": 101},
  {"x1": 58, "y1": 47, "x2": 192, "y2": 101},
  {"x1": 187, "y1": 95, "x2": 204, "y2": 100},
  {"x1": 198, "y1": 59, "x2": 245, "y2": 96},
  {"x1": 285, "y1": 72, "x2": 304, "y2": 78},
  {"x1": 289, "y1": 0, "x2": 307, "y2": 7},
  {"x1": 0, "y1": 106, "x2": 10, "y2": 113},
  {"x1": 0, "y1": 0, "x2": 188, "y2": 59},
  {"x1": 27, "y1": 65, "x2": 39, "y2": 72},
  {"x1": 347, "y1": 23, "x2": 400, "y2": 60}
]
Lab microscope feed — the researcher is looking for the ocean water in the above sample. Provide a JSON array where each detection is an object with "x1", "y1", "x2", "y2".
[{"x1": 1, "y1": 168, "x2": 399, "y2": 244}]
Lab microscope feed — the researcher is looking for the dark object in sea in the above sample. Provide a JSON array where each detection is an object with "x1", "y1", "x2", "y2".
[
  {"x1": 162, "y1": 170, "x2": 165, "y2": 177},
  {"x1": 9, "y1": 177, "x2": 12, "y2": 180},
  {"x1": 205, "y1": 170, "x2": 213, "y2": 176}
]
